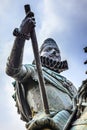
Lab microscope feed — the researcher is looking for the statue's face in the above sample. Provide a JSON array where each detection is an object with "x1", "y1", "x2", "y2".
[{"x1": 40, "y1": 44, "x2": 61, "y2": 62}]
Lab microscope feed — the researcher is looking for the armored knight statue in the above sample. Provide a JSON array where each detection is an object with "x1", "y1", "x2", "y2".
[{"x1": 6, "y1": 5, "x2": 77, "y2": 130}]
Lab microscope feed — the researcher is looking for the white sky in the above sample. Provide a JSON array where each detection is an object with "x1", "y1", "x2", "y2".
[{"x1": 0, "y1": 0, "x2": 87, "y2": 130}]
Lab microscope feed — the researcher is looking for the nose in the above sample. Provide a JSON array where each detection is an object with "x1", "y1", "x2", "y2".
[{"x1": 52, "y1": 49, "x2": 56, "y2": 55}]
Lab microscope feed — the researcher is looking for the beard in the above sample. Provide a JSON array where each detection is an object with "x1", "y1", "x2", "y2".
[{"x1": 40, "y1": 56, "x2": 68, "y2": 73}]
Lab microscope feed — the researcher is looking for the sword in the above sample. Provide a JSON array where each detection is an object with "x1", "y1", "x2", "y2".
[{"x1": 24, "y1": 4, "x2": 50, "y2": 115}]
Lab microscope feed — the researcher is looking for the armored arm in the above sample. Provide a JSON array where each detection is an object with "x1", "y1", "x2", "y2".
[
  {"x1": 6, "y1": 16, "x2": 35, "y2": 81},
  {"x1": 6, "y1": 37, "x2": 27, "y2": 80}
]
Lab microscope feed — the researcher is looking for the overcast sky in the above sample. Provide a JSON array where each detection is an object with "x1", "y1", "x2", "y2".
[{"x1": 0, "y1": 0, "x2": 87, "y2": 130}]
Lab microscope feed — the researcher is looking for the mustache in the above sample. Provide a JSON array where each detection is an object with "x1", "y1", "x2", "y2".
[{"x1": 40, "y1": 56, "x2": 68, "y2": 73}]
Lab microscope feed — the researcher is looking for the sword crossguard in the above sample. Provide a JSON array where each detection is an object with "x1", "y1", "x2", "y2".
[{"x1": 13, "y1": 28, "x2": 30, "y2": 40}]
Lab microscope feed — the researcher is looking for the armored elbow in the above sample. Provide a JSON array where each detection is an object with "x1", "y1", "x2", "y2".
[{"x1": 5, "y1": 61, "x2": 20, "y2": 77}]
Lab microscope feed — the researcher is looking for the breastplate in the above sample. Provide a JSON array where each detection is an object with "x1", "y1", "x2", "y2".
[{"x1": 26, "y1": 81, "x2": 72, "y2": 114}]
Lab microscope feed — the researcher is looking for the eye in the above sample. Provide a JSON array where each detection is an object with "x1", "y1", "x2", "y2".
[
  {"x1": 45, "y1": 47, "x2": 52, "y2": 52},
  {"x1": 55, "y1": 48, "x2": 60, "y2": 53}
]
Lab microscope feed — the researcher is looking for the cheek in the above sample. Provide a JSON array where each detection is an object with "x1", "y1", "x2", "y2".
[
  {"x1": 57, "y1": 56, "x2": 61, "y2": 61},
  {"x1": 40, "y1": 51, "x2": 49, "y2": 57}
]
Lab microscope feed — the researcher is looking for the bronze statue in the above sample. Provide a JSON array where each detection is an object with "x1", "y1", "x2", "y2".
[{"x1": 6, "y1": 4, "x2": 78, "y2": 130}]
